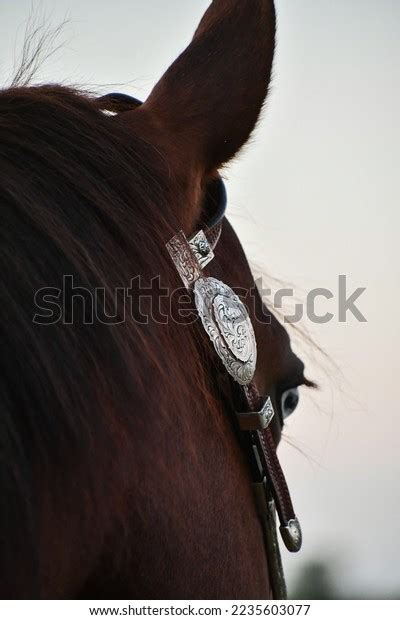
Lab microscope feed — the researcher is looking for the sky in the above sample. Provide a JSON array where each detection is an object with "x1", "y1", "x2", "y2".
[{"x1": 1, "y1": 0, "x2": 399, "y2": 598}]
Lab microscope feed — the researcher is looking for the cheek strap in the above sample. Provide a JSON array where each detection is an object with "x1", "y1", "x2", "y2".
[{"x1": 167, "y1": 224, "x2": 302, "y2": 600}]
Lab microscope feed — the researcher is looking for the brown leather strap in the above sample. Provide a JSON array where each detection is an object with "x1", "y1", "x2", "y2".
[
  {"x1": 243, "y1": 382, "x2": 302, "y2": 553},
  {"x1": 205, "y1": 222, "x2": 223, "y2": 251},
  {"x1": 244, "y1": 384, "x2": 295, "y2": 524},
  {"x1": 167, "y1": 218, "x2": 301, "y2": 554}
]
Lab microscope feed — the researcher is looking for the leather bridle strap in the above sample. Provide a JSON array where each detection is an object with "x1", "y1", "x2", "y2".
[
  {"x1": 202, "y1": 213, "x2": 302, "y2": 555},
  {"x1": 228, "y1": 380, "x2": 300, "y2": 599},
  {"x1": 241, "y1": 383, "x2": 301, "y2": 552},
  {"x1": 160, "y1": 129, "x2": 301, "y2": 598},
  {"x1": 204, "y1": 222, "x2": 223, "y2": 252}
]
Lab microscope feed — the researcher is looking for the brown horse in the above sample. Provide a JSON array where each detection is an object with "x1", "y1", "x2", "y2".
[{"x1": 0, "y1": 0, "x2": 311, "y2": 599}]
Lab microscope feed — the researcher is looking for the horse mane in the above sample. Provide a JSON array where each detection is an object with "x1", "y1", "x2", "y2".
[{"x1": 0, "y1": 83, "x2": 222, "y2": 596}]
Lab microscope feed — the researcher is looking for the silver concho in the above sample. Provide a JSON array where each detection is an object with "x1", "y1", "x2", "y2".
[{"x1": 194, "y1": 277, "x2": 257, "y2": 385}]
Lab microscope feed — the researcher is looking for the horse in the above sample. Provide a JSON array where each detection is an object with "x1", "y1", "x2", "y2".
[{"x1": 0, "y1": 0, "x2": 312, "y2": 599}]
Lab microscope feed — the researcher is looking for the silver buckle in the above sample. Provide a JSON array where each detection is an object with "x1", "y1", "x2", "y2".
[{"x1": 236, "y1": 396, "x2": 275, "y2": 431}]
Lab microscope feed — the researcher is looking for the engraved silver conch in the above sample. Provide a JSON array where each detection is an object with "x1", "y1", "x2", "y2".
[{"x1": 166, "y1": 230, "x2": 257, "y2": 386}]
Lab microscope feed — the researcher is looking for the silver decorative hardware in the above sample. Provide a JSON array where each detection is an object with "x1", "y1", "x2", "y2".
[
  {"x1": 189, "y1": 230, "x2": 214, "y2": 269},
  {"x1": 237, "y1": 396, "x2": 275, "y2": 431},
  {"x1": 167, "y1": 230, "x2": 257, "y2": 385},
  {"x1": 194, "y1": 277, "x2": 257, "y2": 385},
  {"x1": 166, "y1": 231, "x2": 202, "y2": 289},
  {"x1": 280, "y1": 517, "x2": 302, "y2": 552}
]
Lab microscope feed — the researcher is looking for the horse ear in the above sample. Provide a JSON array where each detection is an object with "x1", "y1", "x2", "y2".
[{"x1": 132, "y1": 0, "x2": 276, "y2": 175}]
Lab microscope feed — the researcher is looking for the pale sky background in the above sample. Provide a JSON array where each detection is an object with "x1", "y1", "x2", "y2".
[{"x1": 1, "y1": 0, "x2": 399, "y2": 598}]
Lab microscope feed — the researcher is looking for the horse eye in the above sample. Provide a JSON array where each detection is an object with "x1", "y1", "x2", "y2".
[{"x1": 281, "y1": 387, "x2": 300, "y2": 420}]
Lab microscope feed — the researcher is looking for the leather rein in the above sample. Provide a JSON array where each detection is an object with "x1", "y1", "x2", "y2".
[{"x1": 99, "y1": 93, "x2": 302, "y2": 600}]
